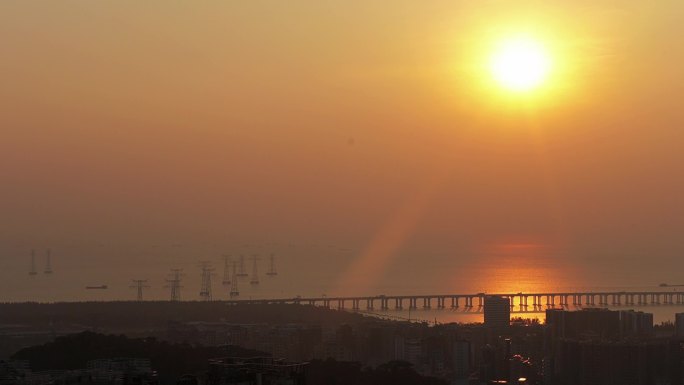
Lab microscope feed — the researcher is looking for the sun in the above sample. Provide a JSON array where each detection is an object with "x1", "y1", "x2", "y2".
[{"x1": 489, "y1": 37, "x2": 551, "y2": 92}]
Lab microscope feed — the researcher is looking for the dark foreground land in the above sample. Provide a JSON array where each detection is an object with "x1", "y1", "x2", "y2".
[
  {"x1": 9, "y1": 331, "x2": 447, "y2": 385},
  {"x1": 0, "y1": 301, "x2": 368, "y2": 358},
  {"x1": 2, "y1": 301, "x2": 683, "y2": 384},
  {"x1": 1, "y1": 302, "x2": 451, "y2": 384}
]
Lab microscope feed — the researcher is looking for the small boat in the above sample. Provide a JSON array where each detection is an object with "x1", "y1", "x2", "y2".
[{"x1": 85, "y1": 285, "x2": 108, "y2": 290}]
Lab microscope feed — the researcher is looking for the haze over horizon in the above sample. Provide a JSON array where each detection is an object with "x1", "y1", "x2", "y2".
[{"x1": 2, "y1": 2, "x2": 684, "y2": 302}]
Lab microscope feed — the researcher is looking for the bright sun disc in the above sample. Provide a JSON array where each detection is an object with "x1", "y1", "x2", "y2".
[{"x1": 490, "y1": 37, "x2": 551, "y2": 92}]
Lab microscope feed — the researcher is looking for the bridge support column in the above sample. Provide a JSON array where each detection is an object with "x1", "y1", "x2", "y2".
[
  {"x1": 451, "y1": 297, "x2": 458, "y2": 308},
  {"x1": 437, "y1": 297, "x2": 445, "y2": 309},
  {"x1": 410, "y1": 298, "x2": 417, "y2": 309},
  {"x1": 477, "y1": 296, "x2": 483, "y2": 307},
  {"x1": 547, "y1": 295, "x2": 554, "y2": 307},
  {"x1": 423, "y1": 297, "x2": 431, "y2": 309},
  {"x1": 367, "y1": 299, "x2": 374, "y2": 310},
  {"x1": 352, "y1": 299, "x2": 359, "y2": 310},
  {"x1": 337, "y1": 299, "x2": 344, "y2": 309},
  {"x1": 395, "y1": 298, "x2": 403, "y2": 310},
  {"x1": 381, "y1": 298, "x2": 389, "y2": 310}
]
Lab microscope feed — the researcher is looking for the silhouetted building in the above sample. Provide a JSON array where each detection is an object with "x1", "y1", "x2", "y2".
[
  {"x1": 509, "y1": 354, "x2": 536, "y2": 384},
  {"x1": 546, "y1": 308, "x2": 620, "y2": 341},
  {"x1": 0, "y1": 358, "x2": 158, "y2": 385},
  {"x1": 452, "y1": 339, "x2": 471, "y2": 378},
  {"x1": 205, "y1": 357, "x2": 306, "y2": 385},
  {"x1": 546, "y1": 308, "x2": 654, "y2": 343},
  {"x1": 554, "y1": 339, "x2": 682, "y2": 385},
  {"x1": 396, "y1": 337, "x2": 422, "y2": 368},
  {"x1": 676, "y1": 313, "x2": 684, "y2": 338},
  {"x1": 484, "y1": 296, "x2": 510, "y2": 329},
  {"x1": 87, "y1": 358, "x2": 158, "y2": 385},
  {"x1": 479, "y1": 338, "x2": 511, "y2": 383},
  {"x1": 367, "y1": 325, "x2": 394, "y2": 365},
  {"x1": 619, "y1": 310, "x2": 654, "y2": 337}
]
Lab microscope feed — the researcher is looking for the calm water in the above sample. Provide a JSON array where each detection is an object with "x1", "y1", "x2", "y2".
[{"x1": 1, "y1": 242, "x2": 682, "y2": 323}]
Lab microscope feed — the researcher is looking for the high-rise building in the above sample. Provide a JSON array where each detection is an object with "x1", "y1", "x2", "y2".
[
  {"x1": 545, "y1": 308, "x2": 621, "y2": 340},
  {"x1": 676, "y1": 313, "x2": 684, "y2": 338},
  {"x1": 619, "y1": 310, "x2": 653, "y2": 337},
  {"x1": 554, "y1": 339, "x2": 680, "y2": 385},
  {"x1": 452, "y1": 339, "x2": 471, "y2": 378},
  {"x1": 484, "y1": 296, "x2": 511, "y2": 328},
  {"x1": 206, "y1": 357, "x2": 306, "y2": 385}
]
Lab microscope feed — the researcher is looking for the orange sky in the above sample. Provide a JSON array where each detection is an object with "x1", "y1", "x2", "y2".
[{"x1": 1, "y1": 2, "x2": 684, "y2": 299}]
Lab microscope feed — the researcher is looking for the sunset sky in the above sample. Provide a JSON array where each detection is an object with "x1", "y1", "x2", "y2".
[{"x1": 1, "y1": 2, "x2": 683, "y2": 300}]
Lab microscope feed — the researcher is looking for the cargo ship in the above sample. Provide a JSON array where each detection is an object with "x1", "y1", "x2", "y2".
[{"x1": 85, "y1": 285, "x2": 108, "y2": 289}]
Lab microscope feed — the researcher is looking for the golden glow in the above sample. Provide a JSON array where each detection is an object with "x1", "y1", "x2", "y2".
[{"x1": 489, "y1": 37, "x2": 551, "y2": 92}]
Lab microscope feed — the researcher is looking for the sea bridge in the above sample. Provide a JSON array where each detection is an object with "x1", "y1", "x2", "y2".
[{"x1": 226, "y1": 290, "x2": 684, "y2": 313}]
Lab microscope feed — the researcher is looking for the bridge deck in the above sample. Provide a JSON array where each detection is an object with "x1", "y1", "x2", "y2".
[{"x1": 226, "y1": 290, "x2": 684, "y2": 308}]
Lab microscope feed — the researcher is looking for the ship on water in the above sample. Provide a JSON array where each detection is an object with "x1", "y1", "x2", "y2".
[{"x1": 85, "y1": 285, "x2": 108, "y2": 290}]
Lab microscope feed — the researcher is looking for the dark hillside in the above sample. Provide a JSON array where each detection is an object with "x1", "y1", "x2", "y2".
[
  {"x1": 0, "y1": 302, "x2": 369, "y2": 330},
  {"x1": 11, "y1": 331, "x2": 265, "y2": 384}
]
